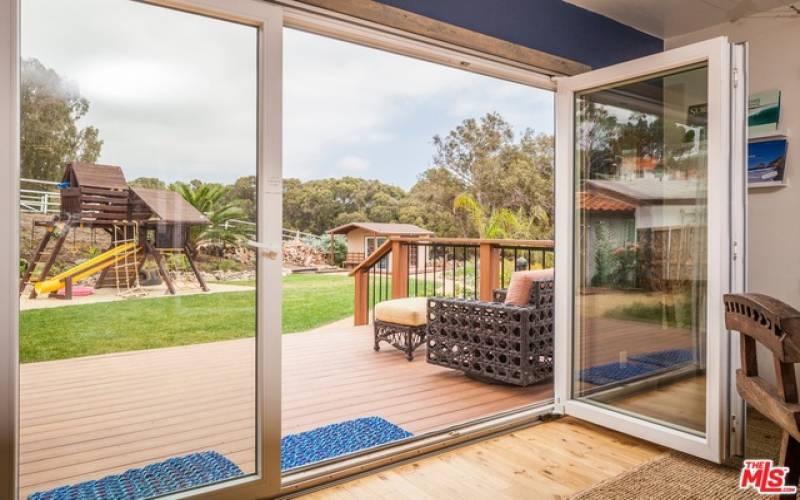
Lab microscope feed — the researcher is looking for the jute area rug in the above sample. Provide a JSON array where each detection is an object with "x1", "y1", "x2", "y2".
[{"x1": 571, "y1": 451, "x2": 765, "y2": 499}]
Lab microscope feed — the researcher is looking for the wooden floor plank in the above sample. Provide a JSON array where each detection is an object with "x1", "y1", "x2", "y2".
[{"x1": 300, "y1": 417, "x2": 665, "y2": 499}]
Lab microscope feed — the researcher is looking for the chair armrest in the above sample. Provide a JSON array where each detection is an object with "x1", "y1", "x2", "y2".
[{"x1": 427, "y1": 296, "x2": 534, "y2": 319}]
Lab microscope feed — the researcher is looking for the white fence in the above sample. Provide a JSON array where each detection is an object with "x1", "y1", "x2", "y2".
[
  {"x1": 223, "y1": 219, "x2": 330, "y2": 248},
  {"x1": 20, "y1": 178, "x2": 61, "y2": 214}
]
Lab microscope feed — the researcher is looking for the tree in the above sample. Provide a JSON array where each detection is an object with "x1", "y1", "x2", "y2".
[
  {"x1": 283, "y1": 177, "x2": 407, "y2": 235},
  {"x1": 452, "y1": 193, "x2": 520, "y2": 239},
  {"x1": 398, "y1": 167, "x2": 464, "y2": 236},
  {"x1": 130, "y1": 177, "x2": 167, "y2": 190},
  {"x1": 575, "y1": 101, "x2": 619, "y2": 179},
  {"x1": 20, "y1": 58, "x2": 103, "y2": 180},
  {"x1": 226, "y1": 175, "x2": 257, "y2": 222},
  {"x1": 590, "y1": 222, "x2": 617, "y2": 287},
  {"x1": 432, "y1": 111, "x2": 512, "y2": 199},
  {"x1": 172, "y1": 181, "x2": 249, "y2": 252},
  {"x1": 428, "y1": 113, "x2": 554, "y2": 239}
]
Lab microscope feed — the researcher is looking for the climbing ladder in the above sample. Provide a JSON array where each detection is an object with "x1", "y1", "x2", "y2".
[
  {"x1": 19, "y1": 220, "x2": 72, "y2": 298},
  {"x1": 111, "y1": 223, "x2": 147, "y2": 298}
]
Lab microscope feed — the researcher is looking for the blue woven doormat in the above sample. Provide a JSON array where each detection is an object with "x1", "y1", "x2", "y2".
[
  {"x1": 282, "y1": 416, "x2": 412, "y2": 471},
  {"x1": 629, "y1": 348, "x2": 695, "y2": 368},
  {"x1": 580, "y1": 348, "x2": 694, "y2": 386},
  {"x1": 31, "y1": 417, "x2": 411, "y2": 499},
  {"x1": 29, "y1": 451, "x2": 243, "y2": 500}
]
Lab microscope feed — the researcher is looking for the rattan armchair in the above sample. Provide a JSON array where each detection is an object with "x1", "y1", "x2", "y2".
[{"x1": 425, "y1": 279, "x2": 554, "y2": 386}]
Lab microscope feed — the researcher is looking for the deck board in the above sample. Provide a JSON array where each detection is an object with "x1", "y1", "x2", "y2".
[
  {"x1": 18, "y1": 314, "x2": 697, "y2": 497},
  {"x1": 19, "y1": 323, "x2": 551, "y2": 497}
]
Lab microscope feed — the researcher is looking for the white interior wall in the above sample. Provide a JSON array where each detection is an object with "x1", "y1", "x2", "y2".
[{"x1": 667, "y1": 11, "x2": 800, "y2": 385}]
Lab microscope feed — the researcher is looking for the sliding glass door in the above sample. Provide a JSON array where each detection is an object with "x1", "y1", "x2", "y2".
[
  {"x1": 6, "y1": 0, "x2": 283, "y2": 498},
  {"x1": 554, "y1": 37, "x2": 747, "y2": 462}
]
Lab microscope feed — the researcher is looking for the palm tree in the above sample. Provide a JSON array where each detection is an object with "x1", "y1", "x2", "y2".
[
  {"x1": 172, "y1": 182, "x2": 250, "y2": 253},
  {"x1": 453, "y1": 193, "x2": 520, "y2": 239}
]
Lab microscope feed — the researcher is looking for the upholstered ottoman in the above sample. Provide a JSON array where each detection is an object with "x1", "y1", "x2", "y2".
[{"x1": 373, "y1": 297, "x2": 428, "y2": 361}]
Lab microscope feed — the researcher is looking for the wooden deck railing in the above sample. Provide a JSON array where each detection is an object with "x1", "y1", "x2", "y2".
[
  {"x1": 350, "y1": 237, "x2": 554, "y2": 325},
  {"x1": 343, "y1": 252, "x2": 366, "y2": 267}
]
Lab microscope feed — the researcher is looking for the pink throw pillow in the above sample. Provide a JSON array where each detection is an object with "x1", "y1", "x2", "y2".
[{"x1": 503, "y1": 268, "x2": 554, "y2": 306}]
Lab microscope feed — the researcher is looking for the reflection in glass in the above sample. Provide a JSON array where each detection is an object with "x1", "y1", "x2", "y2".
[{"x1": 572, "y1": 65, "x2": 709, "y2": 435}]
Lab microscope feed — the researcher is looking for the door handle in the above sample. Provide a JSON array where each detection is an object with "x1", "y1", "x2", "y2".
[{"x1": 247, "y1": 240, "x2": 281, "y2": 261}]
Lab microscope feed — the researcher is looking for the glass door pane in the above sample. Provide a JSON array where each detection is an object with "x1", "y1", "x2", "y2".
[
  {"x1": 572, "y1": 64, "x2": 709, "y2": 435},
  {"x1": 18, "y1": 1, "x2": 259, "y2": 497}
]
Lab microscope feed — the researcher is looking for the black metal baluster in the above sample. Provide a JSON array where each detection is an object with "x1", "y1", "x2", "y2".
[
  {"x1": 500, "y1": 248, "x2": 505, "y2": 288},
  {"x1": 439, "y1": 245, "x2": 443, "y2": 297},
  {"x1": 432, "y1": 245, "x2": 437, "y2": 296},
  {"x1": 513, "y1": 248, "x2": 518, "y2": 274},
  {"x1": 442, "y1": 245, "x2": 447, "y2": 297},
  {"x1": 461, "y1": 246, "x2": 466, "y2": 298},
  {"x1": 527, "y1": 249, "x2": 532, "y2": 270},
  {"x1": 424, "y1": 245, "x2": 428, "y2": 296},
  {"x1": 451, "y1": 246, "x2": 455, "y2": 297},
  {"x1": 473, "y1": 246, "x2": 478, "y2": 299},
  {"x1": 406, "y1": 243, "x2": 411, "y2": 297}
]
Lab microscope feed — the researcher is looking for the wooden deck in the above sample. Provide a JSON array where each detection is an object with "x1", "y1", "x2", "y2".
[
  {"x1": 18, "y1": 313, "x2": 701, "y2": 497},
  {"x1": 19, "y1": 322, "x2": 551, "y2": 497}
]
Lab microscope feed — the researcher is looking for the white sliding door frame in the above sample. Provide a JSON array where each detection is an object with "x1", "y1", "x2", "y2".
[
  {"x1": 728, "y1": 41, "x2": 748, "y2": 458},
  {"x1": 1, "y1": 0, "x2": 21, "y2": 497},
  {"x1": 1, "y1": 0, "x2": 284, "y2": 498},
  {"x1": 553, "y1": 36, "x2": 740, "y2": 463},
  {"x1": 2, "y1": 1, "x2": 568, "y2": 497}
]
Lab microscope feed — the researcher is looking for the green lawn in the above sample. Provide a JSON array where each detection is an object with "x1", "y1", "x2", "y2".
[
  {"x1": 20, "y1": 273, "x2": 353, "y2": 363},
  {"x1": 604, "y1": 297, "x2": 696, "y2": 329}
]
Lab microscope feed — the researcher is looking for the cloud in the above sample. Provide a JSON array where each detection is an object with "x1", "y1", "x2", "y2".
[
  {"x1": 336, "y1": 155, "x2": 370, "y2": 173},
  {"x1": 283, "y1": 29, "x2": 554, "y2": 185},
  {"x1": 22, "y1": 0, "x2": 553, "y2": 188},
  {"x1": 22, "y1": 0, "x2": 257, "y2": 184}
]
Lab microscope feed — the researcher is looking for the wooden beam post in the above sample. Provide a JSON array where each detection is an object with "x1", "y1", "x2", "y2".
[
  {"x1": 184, "y1": 244, "x2": 209, "y2": 292},
  {"x1": 64, "y1": 276, "x2": 73, "y2": 300},
  {"x1": 479, "y1": 242, "x2": 500, "y2": 302},
  {"x1": 143, "y1": 239, "x2": 176, "y2": 295},
  {"x1": 354, "y1": 269, "x2": 369, "y2": 326},
  {"x1": 390, "y1": 240, "x2": 408, "y2": 300}
]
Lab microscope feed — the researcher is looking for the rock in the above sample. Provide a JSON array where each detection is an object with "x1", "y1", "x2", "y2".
[{"x1": 282, "y1": 240, "x2": 328, "y2": 267}]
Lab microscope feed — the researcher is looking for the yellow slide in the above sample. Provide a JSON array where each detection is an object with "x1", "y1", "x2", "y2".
[{"x1": 35, "y1": 242, "x2": 139, "y2": 294}]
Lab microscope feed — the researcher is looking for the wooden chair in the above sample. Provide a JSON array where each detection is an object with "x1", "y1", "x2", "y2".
[{"x1": 724, "y1": 293, "x2": 800, "y2": 492}]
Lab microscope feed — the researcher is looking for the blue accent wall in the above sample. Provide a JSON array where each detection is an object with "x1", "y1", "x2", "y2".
[{"x1": 374, "y1": 0, "x2": 662, "y2": 69}]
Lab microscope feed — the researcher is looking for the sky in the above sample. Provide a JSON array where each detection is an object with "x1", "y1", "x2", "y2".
[{"x1": 22, "y1": 0, "x2": 554, "y2": 190}]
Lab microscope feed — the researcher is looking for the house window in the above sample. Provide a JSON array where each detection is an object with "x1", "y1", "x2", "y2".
[{"x1": 364, "y1": 236, "x2": 387, "y2": 256}]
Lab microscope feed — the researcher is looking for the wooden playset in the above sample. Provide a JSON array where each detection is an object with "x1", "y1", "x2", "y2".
[{"x1": 19, "y1": 162, "x2": 210, "y2": 300}]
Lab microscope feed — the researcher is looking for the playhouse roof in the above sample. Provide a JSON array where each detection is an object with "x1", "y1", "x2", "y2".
[
  {"x1": 131, "y1": 187, "x2": 209, "y2": 225},
  {"x1": 63, "y1": 162, "x2": 128, "y2": 190},
  {"x1": 326, "y1": 222, "x2": 434, "y2": 236}
]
